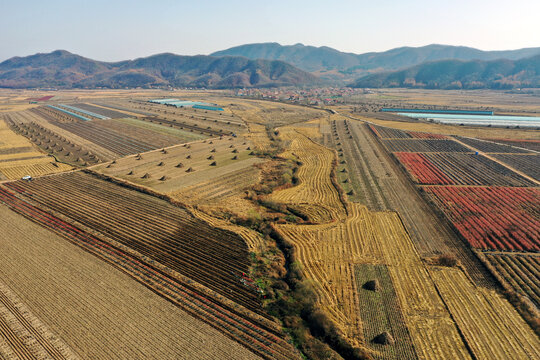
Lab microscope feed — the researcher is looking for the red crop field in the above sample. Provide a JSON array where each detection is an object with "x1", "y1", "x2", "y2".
[
  {"x1": 395, "y1": 152, "x2": 453, "y2": 185},
  {"x1": 424, "y1": 186, "x2": 540, "y2": 251},
  {"x1": 395, "y1": 152, "x2": 535, "y2": 186}
]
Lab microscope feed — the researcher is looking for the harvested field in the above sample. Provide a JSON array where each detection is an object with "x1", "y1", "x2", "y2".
[
  {"x1": 354, "y1": 264, "x2": 416, "y2": 360},
  {"x1": 276, "y1": 204, "x2": 472, "y2": 358},
  {"x1": 113, "y1": 117, "x2": 206, "y2": 143},
  {"x1": 381, "y1": 139, "x2": 471, "y2": 153},
  {"x1": 171, "y1": 165, "x2": 260, "y2": 211},
  {"x1": 431, "y1": 267, "x2": 540, "y2": 360},
  {"x1": 491, "y1": 154, "x2": 540, "y2": 181},
  {"x1": 270, "y1": 128, "x2": 346, "y2": 223},
  {"x1": 67, "y1": 103, "x2": 131, "y2": 119},
  {"x1": 0, "y1": 204, "x2": 265, "y2": 360},
  {"x1": 2, "y1": 172, "x2": 262, "y2": 314},
  {"x1": 455, "y1": 136, "x2": 533, "y2": 153},
  {"x1": 94, "y1": 118, "x2": 193, "y2": 149},
  {"x1": 0, "y1": 118, "x2": 71, "y2": 179},
  {"x1": 95, "y1": 136, "x2": 261, "y2": 193},
  {"x1": 0, "y1": 277, "x2": 79, "y2": 360},
  {"x1": 54, "y1": 121, "x2": 156, "y2": 156},
  {"x1": 483, "y1": 252, "x2": 540, "y2": 308},
  {"x1": 423, "y1": 186, "x2": 540, "y2": 251},
  {"x1": 395, "y1": 152, "x2": 536, "y2": 186},
  {"x1": 6, "y1": 118, "x2": 102, "y2": 165},
  {"x1": 141, "y1": 116, "x2": 234, "y2": 137}
]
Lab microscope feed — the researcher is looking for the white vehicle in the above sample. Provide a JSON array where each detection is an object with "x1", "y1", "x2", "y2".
[{"x1": 21, "y1": 175, "x2": 33, "y2": 181}]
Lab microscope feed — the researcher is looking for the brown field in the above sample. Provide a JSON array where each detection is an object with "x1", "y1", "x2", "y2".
[{"x1": 0, "y1": 204, "x2": 261, "y2": 360}]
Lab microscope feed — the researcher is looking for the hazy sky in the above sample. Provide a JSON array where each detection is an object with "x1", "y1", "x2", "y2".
[{"x1": 1, "y1": 0, "x2": 539, "y2": 62}]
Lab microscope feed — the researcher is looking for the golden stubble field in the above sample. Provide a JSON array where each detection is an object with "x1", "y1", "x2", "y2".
[{"x1": 270, "y1": 121, "x2": 540, "y2": 359}]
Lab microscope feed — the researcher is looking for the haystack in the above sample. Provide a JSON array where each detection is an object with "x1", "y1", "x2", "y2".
[
  {"x1": 373, "y1": 332, "x2": 394, "y2": 345},
  {"x1": 363, "y1": 279, "x2": 380, "y2": 291}
]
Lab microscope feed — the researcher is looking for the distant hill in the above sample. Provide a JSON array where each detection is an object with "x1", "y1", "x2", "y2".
[
  {"x1": 0, "y1": 50, "x2": 318, "y2": 88},
  {"x1": 212, "y1": 43, "x2": 540, "y2": 81},
  {"x1": 350, "y1": 55, "x2": 540, "y2": 89}
]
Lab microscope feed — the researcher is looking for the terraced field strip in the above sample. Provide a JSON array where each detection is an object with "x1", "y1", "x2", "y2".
[
  {"x1": 0, "y1": 280, "x2": 80, "y2": 360},
  {"x1": 431, "y1": 267, "x2": 540, "y2": 360},
  {"x1": 424, "y1": 186, "x2": 540, "y2": 251},
  {"x1": 354, "y1": 264, "x2": 417, "y2": 360},
  {"x1": 270, "y1": 127, "x2": 346, "y2": 223},
  {"x1": 483, "y1": 252, "x2": 540, "y2": 308},
  {"x1": 0, "y1": 203, "x2": 274, "y2": 360},
  {"x1": 395, "y1": 152, "x2": 535, "y2": 186},
  {"x1": 0, "y1": 188, "x2": 298, "y2": 360}
]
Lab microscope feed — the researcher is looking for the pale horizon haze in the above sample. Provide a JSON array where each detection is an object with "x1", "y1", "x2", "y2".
[{"x1": 1, "y1": 0, "x2": 539, "y2": 62}]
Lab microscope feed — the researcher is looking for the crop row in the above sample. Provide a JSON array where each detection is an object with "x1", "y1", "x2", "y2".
[
  {"x1": 143, "y1": 116, "x2": 233, "y2": 137},
  {"x1": 395, "y1": 152, "x2": 535, "y2": 186},
  {"x1": 484, "y1": 252, "x2": 540, "y2": 308},
  {"x1": 454, "y1": 136, "x2": 532, "y2": 154},
  {"x1": 3, "y1": 172, "x2": 262, "y2": 313},
  {"x1": 423, "y1": 186, "x2": 540, "y2": 251},
  {"x1": 492, "y1": 154, "x2": 540, "y2": 182},
  {"x1": 0, "y1": 185, "x2": 298, "y2": 360},
  {"x1": 382, "y1": 139, "x2": 471, "y2": 153}
]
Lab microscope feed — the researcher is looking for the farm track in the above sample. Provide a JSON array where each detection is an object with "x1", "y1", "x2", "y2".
[
  {"x1": 0, "y1": 280, "x2": 80, "y2": 360},
  {"x1": 2, "y1": 172, "x2": 262, "y2": 313},
  {"x1": 0, "y1": 186, "x2": 299, "y2": 360},
  {"x1": 339, "y1": 119, "x2": 498, "y2": 288}
]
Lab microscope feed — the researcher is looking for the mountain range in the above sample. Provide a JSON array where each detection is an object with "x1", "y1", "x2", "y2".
[
  {"x1": 0, "y1": 43, "x2": 539, "y2": 89},
  {"x1": 350, "y1": 55, "x2": 540, "y2": 89},
  {"x1": 0, "y1": 50, "x2": 317, "y2": 89},
  {"x1": 212, "y1": 43, "x2": 540, "y2": 81}
]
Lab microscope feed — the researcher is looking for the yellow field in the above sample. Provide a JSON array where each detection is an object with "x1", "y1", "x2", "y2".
[
  {"x1": 270, "y1": 128, "x2": 346, "y2": 223},
  {"x1": 431, "y1": 267, "x2": 540, "y2": 360},
  {"x1": 275, "y1": 204, "x2": 472, "y2": 358},
  {"x1": 0, "y1": 119, "x2": 72, "y2": 179}
]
